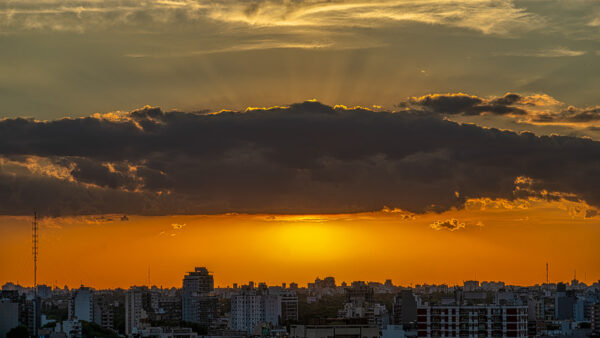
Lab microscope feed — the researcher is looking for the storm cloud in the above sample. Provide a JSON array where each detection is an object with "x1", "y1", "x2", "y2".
[
  {"x1": 402, "y1": 93, "x2": 528, "y2": 116},
  {"x1": 2, "y1": 99, "x2": 600, "y2": 216},
  {"x1": 402, "y1": 92, "x2": 600, "y2": 126}
]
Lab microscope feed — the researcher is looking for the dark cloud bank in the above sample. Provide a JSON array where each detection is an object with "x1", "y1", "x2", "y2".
[{"x1": 1, "y1": 98, "x2": 600, "y2": 216}]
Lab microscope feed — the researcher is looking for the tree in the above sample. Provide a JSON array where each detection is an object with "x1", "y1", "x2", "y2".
[
  {"x1": 81, "y1": 321, "x2": 120, "y2": 338},
  {"x1": 6, "y1": 326, "x2": 29, "y2": 338}
]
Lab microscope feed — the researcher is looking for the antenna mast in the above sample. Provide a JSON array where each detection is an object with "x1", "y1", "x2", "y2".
[
  {"x1": 546, "y1": 262, "x2": 549, "y2": 284},
  {"x1": 32, "y1": 212, "x2": 38, "y2": 295}
]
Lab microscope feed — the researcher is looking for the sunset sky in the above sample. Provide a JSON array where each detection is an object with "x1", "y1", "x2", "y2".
[{"x1": 1, "y1": 0, "x2": 600, "y2": 289}]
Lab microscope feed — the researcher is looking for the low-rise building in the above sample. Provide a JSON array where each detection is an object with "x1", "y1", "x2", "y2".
[{"x1": 290, "y1": 325, "x2": 379, "y2": 338}]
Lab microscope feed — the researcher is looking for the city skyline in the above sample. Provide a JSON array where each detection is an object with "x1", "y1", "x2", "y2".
[
  {"x1": 2, "y1": 265, "x2": 598, "y2": 337},
  {"x1": 1, "y1": 209, "x2": 598, "y2": 290}
]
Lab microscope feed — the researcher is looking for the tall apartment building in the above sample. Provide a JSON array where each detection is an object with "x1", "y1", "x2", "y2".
[
  {"x1": 592, "y1": 303, "x2": 600, "y2": 336},
  {"x1": 0, "y1": 291, "x2": 40, "y2": 336},
  {"x1": 393, "y1": 290, "x2": 418, "y2": 327},
  {"x1": 182, "y1": 267, "x2": 217, "y2": 326},
  {"x1": 0, "y1": 299, "x2": 19, "y2": 338},
  {"x1": 69, "y1": 287, "x2": 93, "y2": 322},
  {"x1": 230, "y1": 288, "x2": 263, "y2": 333},
  {"x1": 93, "y1": 298, "x2": 114, "y2": 329},
  {"x1": 281, "y1": 291, "x2": 299, "y2": 323},
  {"x1": 417, "y1": 305, "x2": 528, "y2": 337},
  {"x1": 125, "y1": 287, "x2": 144, "y2": 335}
]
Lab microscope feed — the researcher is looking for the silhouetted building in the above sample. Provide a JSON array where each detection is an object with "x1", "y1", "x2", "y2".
[
  {"x1": 312, "y1": 277, "x2": 336, "y2": 289},
  {"x1": 93, "y1": 298, "x2": 114, "y2": 329},
  {"x1": 0, "y1": 299, "x2": 19, "y2": 338},
  {"x1": 463, "y1": 280, "x2": 480, "y2": 292},
  {"x1": 1, "y1": 290, "x2": 39, "y2": 336},
  {"x1": 23, "y1": 297, "x2": 41, "y2": 337},
  {"x1": 393, "y1": 290, "x2": 417, "y2": 327},
  {"x1": 554, "y1": 287, "x2": 577, "y2": 320},
  {"x1": 182, "y1": 267, "x2": 217, "y2": 326},
  {"x1": 281, "y1": 291, "x2": 299, "y2": 323},
  {"x1": 346, "y1": 282, "x2": 374, "y2": 306},
  {"x1": 156, "y1": 294, "x2": 182, "y2": 322},
  {"x1": 36, "y1": 285, "x2": 52, "y2": 299},
  {"x1": 592, "y1": 303, "x2": 600, "y2": 336}
]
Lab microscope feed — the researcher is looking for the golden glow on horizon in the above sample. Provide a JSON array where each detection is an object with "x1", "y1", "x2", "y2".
[{"x1": 0, "y1": 197, "x2": 599, "y2": 289}]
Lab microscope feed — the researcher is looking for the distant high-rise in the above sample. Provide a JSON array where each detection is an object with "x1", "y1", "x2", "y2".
[
  {"x1": 69, "y1": 287, "x2": 93, "y2": 322},
  {"x1": 183, "y1": 267, "x2": 214, "y2": 295},
  {"x1": 0, "y1": 299, "x2": 19, "y2": 338},
  {"x1": 311, "y1": 277, "x2": 336, "y2": 289},
  {"x1": 592, "y1": 303, "x2": 600, "y2": 336},
  {"x1": 281, "y1": 291, "x2": 299, "y2": 323},
  {"x1": 93, "y1": 298, "x2": 114, "y2": 329},
  {"x1": 345, "y1": 282, "x2": 374, "y2": 306},
  {"x1": 393, "y1": 290, "x2": 417, "y2": 327},
  {"x1": 125, "y1": 287, "x2": 143, "y2": 335},
  {"x1": 182, "y1": 267, "x2": 217, "y2": 326},
  {"x1": 463, "y1": 280, "x2": 480, "y2": 292}
]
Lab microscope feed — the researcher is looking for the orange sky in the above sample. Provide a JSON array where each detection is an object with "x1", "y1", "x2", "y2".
[{"x1": 1, "y1": 197, "x2": 598, "y2": 289}]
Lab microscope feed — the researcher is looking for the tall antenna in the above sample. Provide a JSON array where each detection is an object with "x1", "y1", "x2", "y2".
[
  {"x1": 32, "y1": 211, "x2": 38, "y2": 294},
  {"x1": 546, "y1": 262, "x2": 549, "y2": 284},
  {"x1": 31, "y1": 212, "x2": 40, "y2": 338}
]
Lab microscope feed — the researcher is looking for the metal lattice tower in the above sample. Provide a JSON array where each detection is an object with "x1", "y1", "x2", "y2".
[{"x1": 32, "y1": 211, "x2": 38, "y2": 294}]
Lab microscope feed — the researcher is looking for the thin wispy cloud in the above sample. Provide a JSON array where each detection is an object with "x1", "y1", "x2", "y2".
[
  {"x1": 1, "y1": 0, "x2": 541, "y2": 36},
  {"x1": 123, "y1": 39, "x2": 383, "y2": 58},
  {"x1": 500, "y1": 47, "x2": 586, "y2": 58}
]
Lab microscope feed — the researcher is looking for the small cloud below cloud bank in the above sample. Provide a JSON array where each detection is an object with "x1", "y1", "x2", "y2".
[
  {"x1": 430, "y1": 219, "x2": 466, "y2": 231},
  {"x1": 171, "y1": 223, "x2": 186, "y2": 230}
]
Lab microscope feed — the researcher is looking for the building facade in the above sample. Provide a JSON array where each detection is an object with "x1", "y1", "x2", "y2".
[
  {"x1": 290, "y1": 325, "x2": 379, "y2": 338},
  {"x1": 182, "y1": 267, "x2": 217, "y2": 326},
  {"x1": 417, "y1": 305, "x2": 528, "y2": 337},
  {"x1": 69, "y1": 287, "x2": 93, "y2": 322},
  {"x1": 126, "y1": 287, "x2": 144, "y2": 335}
]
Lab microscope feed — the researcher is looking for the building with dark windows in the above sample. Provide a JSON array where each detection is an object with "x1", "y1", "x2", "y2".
[
  {"x1": 592, "y1": 303, "x2": 600, "y2": 337},
  {"x1": 281, "y1": 291, "x2": 299, "y2": 323},
  {"x1": 393, "y1": 290, "x2": 418, "y2": 327},
  {"x1": 417, "y1": 305, "x2": 528, "y2": 337},
  {"x1": 345, "y1": 282, "x2": 374, "y2": 305},
  {"x1": 182, "y1": 267, "x2": 217, "y2": 326},
  {"x1": 290, "y1": 325, "x2": 379, "y2": 338},
  {"x1": 125, "y1": 287, "x2": 144, "y2": 335}
]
